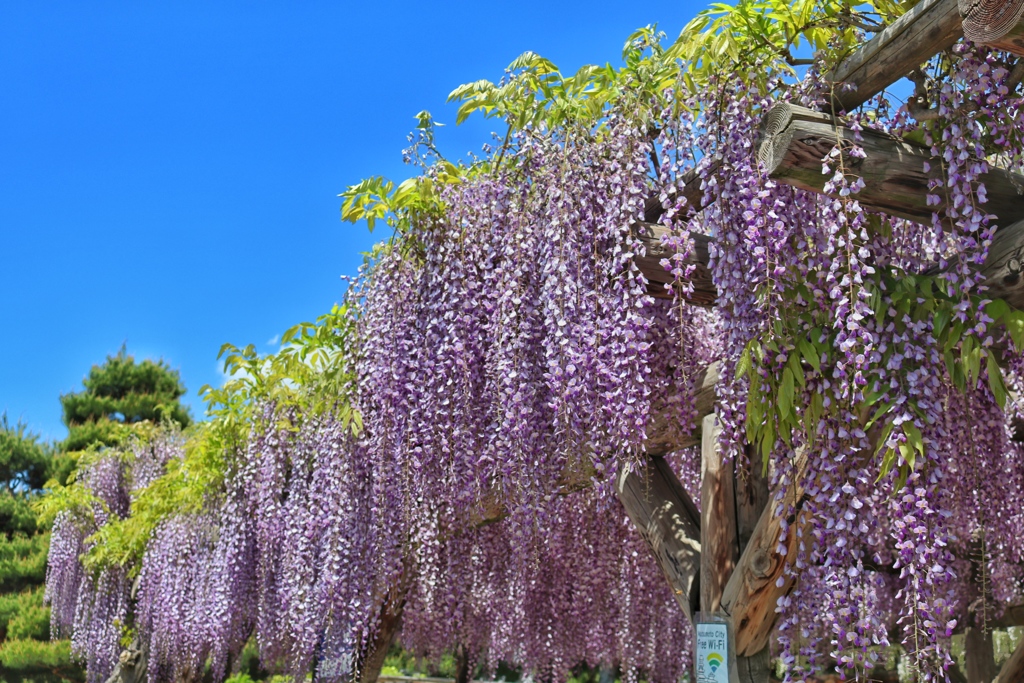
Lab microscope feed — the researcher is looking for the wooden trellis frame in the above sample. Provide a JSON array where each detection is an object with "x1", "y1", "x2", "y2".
[{"x1": 342, "y1": 5, "x2": 1024, "y2": 683}]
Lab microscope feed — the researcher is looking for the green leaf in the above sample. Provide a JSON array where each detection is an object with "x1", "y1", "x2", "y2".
[
  {"x1": 961, "y1": 334, "x2": 976, "y2": 384},
  {"x1": 1005, "y1": 311, "x2": 1024, "y2": 350},
  {"x1": 779, "y1": 367, "x2": 795, "y2": 418},
  {"x1": 787, "y1": 352, "x2": 806, "y2": 388},
  {"x1": 933, "y1": 306, "x2": 951, "y2": 340},
  {"x1": 735, "y1": 345, "x2": 753, "y2": 380},
  {"x1": 985, "y1": 299, "x2": 1010, "y2": 322},
  {"x1": 903, "y1": 422, "x2": 924, "y2": 459},
  {"x1": 761, "y1": 417, "x2": 775, "y2": 463},
  {"x1": 987, "y1": 352, "x2": 1008, "y2": 409},
  {"x1": 799, "y1": 339, "x2": 821, "y2": 374}
]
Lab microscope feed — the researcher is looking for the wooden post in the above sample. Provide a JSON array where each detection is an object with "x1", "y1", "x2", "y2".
[
  {"x1": 360, "y1": 591, "x2": 407, "y2": 683},
  {"x1": 961, "y1": 0, "x2": 1024, "y2": 55},
  {"x1": 758, "y1": 103, "x2": 1024, "y2": 230},
  {"x1": 734, "y1": 444, "x2": 770, "y2": 555},
  {"x1": 616, "y1": 456, "x2": 702, "y2": 623},
  {"x1": 719, "y1": 455, "x2": 808, "y2": 657},
  {"x1": 828, "y1": 0, "x2": 963, "y2": 113},
  {"x1": 700, "y1": 414, "x2": 738, "y2": 614},
  {"x1": 732, "y1": 444, "x2": 772, "y2": 681},
  {"x1": 965, "y1": 622, "x2": 997, "y2": 683},
  {"x1": 994, "y1": 631, "x2": 1024, "y2": 682},
  {"x1": 701, "y1": 415, "x2": 772, "y2": 683},
  {"x1": 645, "y1": 362, "x2": 720, "y2": 455},
  {"x1": 102, "y1": 638, "x2": 147, "y2": 683}
]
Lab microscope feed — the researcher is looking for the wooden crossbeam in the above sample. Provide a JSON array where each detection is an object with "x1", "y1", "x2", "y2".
[
  {"x1": 616, "y1": 456, "x2": 703, "y2": 622},
  {"x1": 759, "y1": 103, "x2": 1024, "y2": 230},
  {"x1": 828, "y1": 0, "x2": 1024, "y2": 114},
  {"x1": 634, "y1": 106, "x2": 1024, "y2": 310},
  {"x1": 828, "y1": 0, "x2": 963, "y2": 113},
  {"x1": 961, "y1": 0, "x2": 1024, "y2": 54}
]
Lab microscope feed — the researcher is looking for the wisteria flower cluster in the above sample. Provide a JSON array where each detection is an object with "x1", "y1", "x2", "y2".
[{"x1": 44, "y1": 28, "x2": 1024, "y2": 683}]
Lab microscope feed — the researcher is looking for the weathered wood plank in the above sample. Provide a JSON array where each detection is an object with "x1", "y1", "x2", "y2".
[
  {"x1": 993, "y1": 630, "x2": 1024, "y2": 682},
  {"x1": 719, "y1": 454, "x2": 809, "y2": 657},
  {"x1": 759, "y1": 103, "x2": 1024, "y2": 231},
  {"x1": 633, "y1": 222, "x2": 717, "y2": 306},
  {"x1": 700, "y1": 414, "x2": 738, "y2": 614},
  {"x1": 961, "y1": 0, "x2": 1024, "y2": 55},
  {"x1": 829, "y1": 0, "x2": 963, "y2": 113},
  {"x1": 360, "y1": 590, "x2": 407, "y2": 683},
  {"x1": 616, "y1": 456, "x2": 702, "y2": 623},
  {"x1": 645, "y1": 362, "x2": 720, "y2": 455}
]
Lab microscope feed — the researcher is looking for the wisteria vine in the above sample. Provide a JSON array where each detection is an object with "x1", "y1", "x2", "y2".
[{"x1": 42, "y1": 16, "x2": 1024, "y2": 683}]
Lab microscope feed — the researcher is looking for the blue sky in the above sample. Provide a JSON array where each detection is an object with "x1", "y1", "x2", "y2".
[{"x1": 1, "y1": 0, "x2": 705, "y2": 442}]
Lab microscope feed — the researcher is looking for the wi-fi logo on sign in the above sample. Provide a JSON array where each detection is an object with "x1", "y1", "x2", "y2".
[{"x1": 706, "y1": 653, "x2": 723, "y2": 674}]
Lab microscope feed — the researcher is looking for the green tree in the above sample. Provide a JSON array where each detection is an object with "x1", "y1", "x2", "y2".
[
  {"x1": 60, "y1": 347, "x2": 191, "y2": 452},
  {"x1": 0, "y1": 416, "x2": 80, "y2": 683},
  {"x1": 0, "y1": 350, "x2": 192, "y2": 682}
]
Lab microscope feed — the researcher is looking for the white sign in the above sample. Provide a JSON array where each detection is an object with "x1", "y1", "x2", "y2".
[{"x1": 695, "y1": 622, "x2": 729, "y2": 683}]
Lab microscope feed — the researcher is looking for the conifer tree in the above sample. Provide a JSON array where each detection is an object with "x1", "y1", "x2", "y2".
[
  {"x1": 60, "y1": 347, "x2": 190, "y2": 452},
  {"x1": 0, "y1": 416, "x2": 80, "y2": 683}
]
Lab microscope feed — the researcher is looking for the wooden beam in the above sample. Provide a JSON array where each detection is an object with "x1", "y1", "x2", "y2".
[
  {"x1": 616, "y1": 456, "x2": 702, "y2": 623},
  {"x1": 962, "y1": 0, "x2": 1024, "y2": 55},
  {"x1": 993, "y1": 600, "x2": 1024, "y2": 628},
  {"x1": 359, "y1": 590, "x2": 407, "y2": 683},
  {"x1": 977, "y1": 219, "x2": 1024, "y2": 311},
  {"x1": 719, "y1": 454, "x2": 809, "y2": 657},
  {"x1": 828, "y1": 0, "x2": 1024, "y2": 113},
  {"x1": 700, "y1": 414, "x2": 738, "y2": 614},
  {"x1": 633, "y1": 223, "x2": 716, "y2": 306},
  {"x1": 645, "y1": 362, "x2": 720, "y2": 455},
  {"x1": 828, "y1": 0, "x2": 963, "y2": 113},
  {"x1": 759, "y1": 103, "x2": 1024, "y2": 230},
  {"x1": 993, "y1": 631, "x2": 1024, "y2": 682}
]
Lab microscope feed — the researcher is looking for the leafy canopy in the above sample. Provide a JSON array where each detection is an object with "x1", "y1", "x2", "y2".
[{"x1": 60, "y1": 347, "x2": 190, "y2": 452}]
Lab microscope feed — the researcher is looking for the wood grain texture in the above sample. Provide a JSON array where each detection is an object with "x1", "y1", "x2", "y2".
[
  {"x1": 965, "y1": 623, "x2": 997, "y2": 683},
  {"x1": 828, "y1": 0, "x2": 962, "y2": 113},
  {"x1": 994, "y1": 631, "x2": 1024, "y2": 683},
  {"x1": 616, "y1": 456, "x2": 702, "y2": 623},
  {"x1": 700, "y1": 414, "x2": 738, "y2": 614},
  {"x1": 719, "y1": 454, "x2": 809, "y2": 657},
  {"x1": 759, "y1": 103, "x2": 1024, "y2": 230},
  {"x1": 645, "y1": 362, "x2": 719, "y2": 455},
  {"x1": 633, "y1": 222, "x2": 717, "y2": 306},
  {"x1": 978, "y1": 219, "x2": 1024, "y2": 311},
  {"x1": 360, "y1": 591, "x2": 407, "y2": 683},
  {"x1": 102, "y1": 638, "x2": 147, "y2": 683},
  {"x1": 734, "y1": 444, "x2": 770, "y2": 555},
  {"x1": 961, "y1": 0, "x2": 1024, "y2": 52}
]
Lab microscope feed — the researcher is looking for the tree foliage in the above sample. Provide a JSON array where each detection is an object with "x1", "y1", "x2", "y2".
[
  {"x1": 60, "y1": 348, "x2": 190, "y2": 452},
  {"x1": 0, "y1": 418, "x2": 82, "y2": 683},
  {"x1": 42, "y1": 3, "x2": 1024, "y2": 683}
]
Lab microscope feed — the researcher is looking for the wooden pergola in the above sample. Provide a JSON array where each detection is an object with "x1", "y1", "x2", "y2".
[
  {"x1": 357, "y1": 4, "x2": 1024, "y2": 683},
  {"x1": 624, "y1": 3, "x2": 1024, "y2": 680}
]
